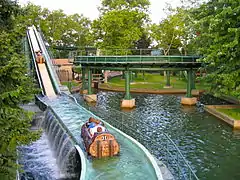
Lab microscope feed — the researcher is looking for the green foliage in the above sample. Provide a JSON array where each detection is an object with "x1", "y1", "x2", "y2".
[
  {"x1": 217, "y1": 108, "x2": 240, "y2": 120},
  {"x1": 191, "y1": 0, "x2": 240, "y2": 98},
  {"x1": 0, "y1": 0, "x2": 19, "y2": 30},
  {"x1": 150, "y1": 8, "x2": 194, "y2": 55},
  {"x1": 105, "y1": 73, "x2": 210, "y2": 90},
  {"x1": 92, "y1": 0, "x2": 150, "y2": 52},
  {"x1": 18, "y1": 3, "x2": 93, "y2": 58},
  {"x1": 101, "y1": 0, "x2": 150, "y2": 12},
  {"x1": 0, "y1": 0, "x2": 40, "y2": 178}
]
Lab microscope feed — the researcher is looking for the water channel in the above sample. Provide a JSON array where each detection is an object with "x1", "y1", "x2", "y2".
[
  {"x1": 19, "y1": 91, "x2": 240, "y2": 179},
  {"x1": 73, "y1": 91, "x2": 240, "y2": 180}
]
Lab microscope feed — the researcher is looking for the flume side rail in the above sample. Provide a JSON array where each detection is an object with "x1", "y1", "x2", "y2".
[
  {"x1": 75, "y1": 55, "x2": 200, "y2": 64},
  {"x1": 26, "y1": 28, "x2": 45, "y2": 95},
  {"x1": 32, "y1": 26, "x2": 61, "y2": 94}
]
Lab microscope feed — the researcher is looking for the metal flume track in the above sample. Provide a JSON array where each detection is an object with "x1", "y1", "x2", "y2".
[{"x1": 27, "y1": 26, "x2": 58, "y2": 98}]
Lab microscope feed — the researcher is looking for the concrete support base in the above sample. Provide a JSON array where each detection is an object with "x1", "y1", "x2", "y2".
[
  {"x1": 121, "y1": 99, "x2": 135, "y2": 109},
  {"x1": 80, "y1": 89, "x2": 88, "y2": 94},
  {"x1": 181, "y1": 97, "x2": 197, "y2": 105},
  {"x1": 84, "y1": 94, "x2": 97, "y2": 103},
  {"x1": 163, "y1": 85, "x2": 173, "y2": 89}
]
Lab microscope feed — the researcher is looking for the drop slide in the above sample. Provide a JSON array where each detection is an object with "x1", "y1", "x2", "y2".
[{"x1": 27, "y1": 26, "x2": 57, "y2": 98}]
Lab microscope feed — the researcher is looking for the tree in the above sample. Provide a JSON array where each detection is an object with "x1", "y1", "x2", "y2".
[
  {"x1": 92, "y1": 0, "x2": 150, "y2": 54},
  {"x1": 150, "y1": 7, "x2": 195, "y2": 55},
  {"x1": 150, "y1": 13, "x2": 182, "y2": 55},
  {"x1": 0, "y1": 1, "x2": 40, "y2": 179},
  {"x1": 191, "y1": 0, "x2": 240, "y2": 98},
  {"x1": 19, "y1": 3, "x2": 92, "y2": 57}
]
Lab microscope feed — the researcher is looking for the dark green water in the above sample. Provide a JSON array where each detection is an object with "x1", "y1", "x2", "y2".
[{"x1": 74, "y1": 91, "x2": 240, "y2": 180}]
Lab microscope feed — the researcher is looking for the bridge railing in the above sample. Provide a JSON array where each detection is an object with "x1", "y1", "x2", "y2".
[
  {"x1": 74, "y1": 55, "x2": 199, "y2": 64},
  {"x1": 76, "y1": 96, "x2": 199, "y2": 180},
  {"x1": 74, "y1": 48, "x2": 197, "y2": 56}
]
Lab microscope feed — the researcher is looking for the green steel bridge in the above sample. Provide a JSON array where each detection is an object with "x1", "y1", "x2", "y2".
[{"x1": 74, "y1": 55, "x2": 203, "y2": 101}]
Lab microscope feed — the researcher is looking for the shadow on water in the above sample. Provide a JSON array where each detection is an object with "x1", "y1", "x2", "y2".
[{"x1": 73, "y1": 91, "x2": 240, "y2": 180}]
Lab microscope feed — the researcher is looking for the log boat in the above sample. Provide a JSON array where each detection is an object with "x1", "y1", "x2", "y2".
[{"x1": 81, "y1": 117, "x2": 120, "y2": 158}]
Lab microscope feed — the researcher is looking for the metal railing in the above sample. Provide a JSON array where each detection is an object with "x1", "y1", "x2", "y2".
[
  {"x1": 77, "y1": 96, "x2": 199, "y2": 180},
  {"x1": 74, "y1": 48, "x2": 198, "y2": 56},
  {"x1": 74, "y1": 55, "x2": 199, "y2": 64}
]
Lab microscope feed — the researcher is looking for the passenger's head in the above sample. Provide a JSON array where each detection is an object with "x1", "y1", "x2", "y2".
[
  {"x1": 89, "y1": 117, "x2": 94, "y2": 122},
  {"x1": 97, "y1": 127, "x2": 102, "y2": 132}
]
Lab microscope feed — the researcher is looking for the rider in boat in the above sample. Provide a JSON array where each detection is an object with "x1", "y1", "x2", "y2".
[{"x1": 87, "y1": 117, "x2": 106, "y2": 137}]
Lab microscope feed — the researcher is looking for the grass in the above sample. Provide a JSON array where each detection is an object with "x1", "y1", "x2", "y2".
[
  {"x1": 217, "y1": 108, "x2": 240, "y2": 120},
  {"x1": 104, "y1": 73, "x2": 210, "y2": 90},
  {"x1": 61, "y1": 81, "x2": 80, "y2": 90}
]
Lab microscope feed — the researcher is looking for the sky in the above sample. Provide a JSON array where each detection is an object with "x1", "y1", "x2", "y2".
[{"x1": 18, "y1": 0, "x2": 181, "y2": 23}]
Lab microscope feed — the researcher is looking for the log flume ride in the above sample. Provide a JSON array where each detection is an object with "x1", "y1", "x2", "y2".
[{"x1": 81, "y1": 117, "x2": 120, "y2": 158}]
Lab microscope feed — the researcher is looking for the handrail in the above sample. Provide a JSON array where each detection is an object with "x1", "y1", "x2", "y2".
[
  {"x1": 74, "y1": 55, "x2": 200, "y2": 64},
  {"x1": 32, "y1": 26, "x2": 61, "y2": 94},
  {"x1": 26, "y1": 30, "x2": 45, "y2": 95},
  {"x1": 74, "y1": 48, "x2": 198, "y2": 56},
  {"x1": 75, "y1": 95, "x2": 199, "y2": 180}
]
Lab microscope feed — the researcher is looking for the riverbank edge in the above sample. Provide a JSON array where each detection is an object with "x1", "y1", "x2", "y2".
[
  {"x1": 71, "y1": 85, "x2": 205, "y2": 96},
  {"x1": 205, "y1": 105, "x2": 240, "y2": 129}
]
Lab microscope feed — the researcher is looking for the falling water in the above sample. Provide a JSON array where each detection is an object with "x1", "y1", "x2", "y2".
[{"x1": 19, "y1": 108, "x2": 81, "y2": 179}]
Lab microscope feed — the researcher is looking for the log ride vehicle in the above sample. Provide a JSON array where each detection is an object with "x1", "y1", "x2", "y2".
[{"x1": 81, "y1": 117, "x2": 120, "y2": 158}]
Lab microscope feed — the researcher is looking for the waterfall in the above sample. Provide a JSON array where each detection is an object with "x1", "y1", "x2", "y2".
[{"x1": 41, "y1": 108, "x2": 81, "y2": 179}]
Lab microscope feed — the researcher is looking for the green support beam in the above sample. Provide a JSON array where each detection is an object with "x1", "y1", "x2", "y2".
[
  {"x1": 130, "y1": 71, "x2": 133, "y2": 82},
  {"x1": 192, "y1": 70, "x2": 196, "y2": 89},
  {"x1": 87, "y1": 68, "x2": 92, "y2": 95},
  {"x1": 81, "y1": 68, "x2": 86, "y2": 91},
  {"x1": 186, "y1": 69, "x2": 193, "y2": 98},
  {"x1": 124, "y1": 68, "x2": 132, "y2": 100},
  {"x1": 122, "y1": 71, "x2": 125, "y2": 79},
  {"x1": 166, "y1": 71, "x2": 171, "y2": 86},
  {"x1": 135, "y1": 71, "x2": 138, "y2": 78}
]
